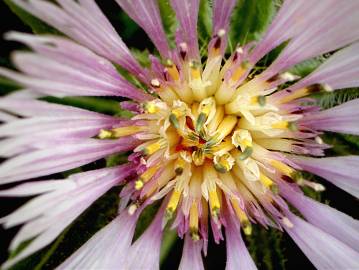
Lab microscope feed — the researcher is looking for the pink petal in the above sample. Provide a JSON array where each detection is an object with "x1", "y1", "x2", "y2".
[
  {"x1": 125, "y1": 205, "x2": 166, "y2": 270},
  {"x1": 10, "y1": 0, "x2": 147, "y2": 80},
  {"x1": 281, "y1": 184, "x2": 359, "y2": 252},
  {"x1": 300, "y1": 98, "x2": 359, "y2": 135},
  {"x1": 1, "y1": 165, "x2": 135, "y2": 269},
  {"x1": 0, "y1": 35, "x2": 151, "y2": 101},
  {"x1": 263, "y1": 1, "x2": 359, "y2": 76},
  {"x1": 171, "y1": 0, "x2": 200, "y2": 60},
  {"x1": 179, "y1": 235, "x2": 204, "y2": 270},
  {"x1": 57, "y1": 211, "x2": 139, "y2": 270},
  {"x1": 116, "y1": 0, "x2": 171, "y2": 59},
  {"x1": 289, "y1": 155, "x2": 359, "y2": 198},
  {"x1": 225, "y1": 216, "x2": 257, "y2": 270},
  {"x1": 283, "y1": 212, "x2": 359, "y2": 270},
  {"x1": 0, "y1": 137, "x2": 138, "y2": 184}
]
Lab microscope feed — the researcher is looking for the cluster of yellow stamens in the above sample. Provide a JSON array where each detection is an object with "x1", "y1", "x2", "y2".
[{"x1": 97, "y1": 31, "x2": 325, "y2": 240}]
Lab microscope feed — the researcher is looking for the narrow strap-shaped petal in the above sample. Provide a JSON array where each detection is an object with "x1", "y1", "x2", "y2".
[
  {"x1": 280, "y1": 182, "x2": 359, "y2": 252},
  {"x1": 179, "y1": 235, "x2": 204, "y2": 270},
  {"x1": 283, "y1": 42, "x2": 359, "y2": 93},
  {"x1": 249, "y1": 0, "x2": 332, "y2": 65},
  {"x1": 300, "y1": 99, "x2": 359, "y2": 135},
  {"x1": 0, "y1": 35, "x2": 152, "y2": 101},
  {"x1": 289, "y1": 155, "x2": 359, "y2": 198},
  {"x1": 171, "y1": 0, "x2": 200, "y2": 60},
  {"x1": 11, "y1": 0, "x2": 148, "y2": 81},
  {"x1": 212, "y1": 0, "x2": 236, "y2": 34},
  {"x1": 262, "y1": 0, "x2": 359, "y2": 77},
  {"x1": 125, "y1": 203, "x2": 166, "y2": 270},
  {"x1": 283, "y1": 212, "x2": 359, "y2": 270},
  {"x1": 0, "y1": 137, "x2": 139, "y2": 184},
  {"x1": 1, "y1": 165, "x2": 135, "y2": 269},
  {"x1": 225, "y1": 216, "x2": 257, "y2": 270},
  {"x1": 0, "y1": 97, "x2": 111, "y2": 118},
  {"x1": 57, "y1": 210, "x2": 140, "y2": 270},
  {"x1": 116, "y1": 0, "x2": 171, "y2": 59}
]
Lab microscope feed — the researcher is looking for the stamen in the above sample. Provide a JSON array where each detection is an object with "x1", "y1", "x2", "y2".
[
  {"x1": 259, "y1": 173, "x2": 279, "y2": 194},
  {"x1": 231, "y1": 199, "x2": 252, "y2": 235},
  {"x1": 164, "y1": 59, "x2": 180, "y2": 81},
  {"x1": 166, "y1": 190, "x2": 181, "y2": 219},
  {"x1": 270, "y1": 160, "x2": 295, "y2": 177},
  {"x1": 143, "y1": 139, "x2": 166, "y2": 155},
  {"x1": 213, "y1": 153, "x2": 235, "y2": 173},
  {"x1": 189, "y1": 203, "x2": 200, "y2": 241},
  {"x1": 135, "y1": 165, "x2": 160, "y2": 190}
]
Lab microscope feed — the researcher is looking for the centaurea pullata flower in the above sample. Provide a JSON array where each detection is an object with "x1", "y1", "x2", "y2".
[{"x1": 0, "y1": 0, "x2": 359, "y2": 269}]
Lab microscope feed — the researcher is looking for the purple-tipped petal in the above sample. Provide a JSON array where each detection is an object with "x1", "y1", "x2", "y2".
[
  {"x1": 289, "y1": 155, "x2": 359, "y2": 198},
  {"x1": 10, "y1": 0, "x2": 147, "y2": 80},
  {"x1": 0, "y1": 137, "x2": 139, "y2": 184},
  {"x1": 283, "y1": 213, "x2": 359, "y2": 270},
  {"x1": 263, "y1": 1, "x2": 359, "y2": 77},
  {"x1": 284, "y1": 42, "x2": 359, "y2": 93},
  {"x1": 125, "y1": 204, "x2": 166, "y2": 270},
  {"x1": 249, "y1": 0, "x2": 331, "y2": 64},
  {"x1": 225, "y1": 216, "x2": 257, "y2": 270},
  {"x1": 116, "y1": 0, "x2": 171, "y2": 59},
  {"x1": 300, "y1": 98, "x2": 359, "y2": 135},
  {"x1": 0, "y1": 34, "x2": 151, "y2": 101},
  {"x1": 212, "y1": 0, "x2": 236, "y2": 34},
  {"x1": 57, "y1": 210, "x2": 140, "y2": 270},
  {"x1": 0, "y1": 98, "x2": 121, "y2": 157},
  {"x1": 171, "y1": 0, "x2": 200, "y2": 60},
  {"x1": 0, "y1": 165, "x2": 135, "y2": 269},
  {"x1": 179, "y1": 235, "x2": 204, "y2": 270},
  {"x1": 281, "y1": 185, "x2": 359, "y2": 252}
]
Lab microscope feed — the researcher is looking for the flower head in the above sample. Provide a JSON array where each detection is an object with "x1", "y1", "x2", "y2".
[{"x1": 1, "y1": 0, "x2": 359, "y2": 269}]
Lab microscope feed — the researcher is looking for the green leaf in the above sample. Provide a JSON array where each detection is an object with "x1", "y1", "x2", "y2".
[
  {"x1": 288, "y1": 56, "x2": 326, "y2": 77},
  {"x1": 159, "y1": 0, "x2": 178, "y2": 48},
  {"x1": 4, "y1": 0, "x2": 60, "y2": 35},
  {"x1": 130, "y1": 48, "x2": 151, "y2": 68},
  {"x1": 198, "y1": 0, "x2": 213, "y2": 57},
  {"x1": 229, "y1": 0, "x2": 275, "y2": 46},
  {"x1": 312, "y1": 88, "x2": 359, "y2": 109}
]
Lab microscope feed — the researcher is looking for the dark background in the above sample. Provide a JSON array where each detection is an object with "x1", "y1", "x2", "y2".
[{"x1": 0, "y1": 1, "x2": 358, "y2": 269}]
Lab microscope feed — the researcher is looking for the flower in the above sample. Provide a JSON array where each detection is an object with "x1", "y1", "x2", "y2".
[{"x1": 0, "y1": 0, "x2": 359, "y2": 269}]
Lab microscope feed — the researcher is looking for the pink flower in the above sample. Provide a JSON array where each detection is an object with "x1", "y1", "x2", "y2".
[{"x1": 1, "y1": 0, "x2": 359, "y2": 269}]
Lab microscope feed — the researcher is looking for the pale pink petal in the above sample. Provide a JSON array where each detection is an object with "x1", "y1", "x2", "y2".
[
  {"x1": 171, "y1": 0, "x2": 200, "y2": 60},
  {"x1": 300, "y1": 99, "x2": 359, "y2": 135},
  {"x1": 289, "y1": 155, "x2": 359, "y2": 198},
  {"x1": 249, "y1": 0, "x2": 332, "y2": 64},
  {"x1": 262, "y1": 1, "x2": 359, "y2": 77},
  {"x1": 212, "y1": 0, "x2": 236, "y2": 34},
  {"x1": 282, "y1": 42, "x2": 359, "y2": 94},
  {"x1": 281, "y1": 185, "x2": 359, "y2": 252},
  {"x1": 10, "y1": 0, "x2": 147, "y2": 80},
  {"x1": 225, "y1": 216, "x2": 257, "y2": 270},
  {"x1": 1, "y1": 165, "x2": 135, "y2": 269},
  {"x1": 116, "y1": 0, "x2": 171, "y2": 59},
  {"x1": 57, "y1": 211, "x2": 139, "y2": 270},
  {"x1": 0, "y1": 137, "x2": 138, "y2": 184},
  {"x1": 283, "y1": 213, "x2": 359, "y2": 270},
  {"x1": 125, "y1": 205, "x2": 166, "y2": 270},
  {"x1": 179, "y1": 235, "x2": 204, "y2": 270},
  {"x1": 0, "y1": 37, "x2": 151, "y2": 101}
]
